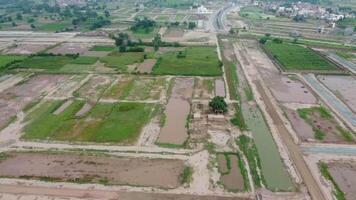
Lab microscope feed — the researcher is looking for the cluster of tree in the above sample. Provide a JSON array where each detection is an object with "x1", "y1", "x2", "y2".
[
  {"x1": 131, "y1": 17, "x2": 156, "y2": 33},
  {"x1": 209, "y1": 96, "x2": 228, "y2": 114},
  {"x1": 259, "y1": 33, "x2": 284, "y2": 44}
]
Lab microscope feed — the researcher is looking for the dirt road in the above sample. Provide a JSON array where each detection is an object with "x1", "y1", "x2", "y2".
[
  {"x1": 0, "y1": 184, "x2": 252, "y2": 200},
  {"x1": 254, "y1": 81, "x2": 326, "y2": 200}
]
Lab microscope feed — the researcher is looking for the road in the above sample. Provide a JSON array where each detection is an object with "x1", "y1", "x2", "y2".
[
  {"x1": 233, "y1": 40, "x2": 326, "y2": 200},
  {"x1": 0, "y1": 184, "x2": 252, "y2": 200},
  {"x1": 211, "y1": 3, "x2": 235, "y2": 32}
]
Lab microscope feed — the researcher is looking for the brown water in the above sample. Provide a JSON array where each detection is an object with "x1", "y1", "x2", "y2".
[
  {"x1": 157, "y1": 78, "x2": 193, "y2": 145},
  {"x1": 215, "y1": 79, "x2": 226, "y2": 97},
  {"x1": 220, "y1": 155, "x2": 244, "y2": 191}
]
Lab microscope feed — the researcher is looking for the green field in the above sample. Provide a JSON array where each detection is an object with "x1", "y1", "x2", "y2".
[
  {"x1": 12, "y1": 56, "x2": 97, "y2": 70},
  {"x1": 89, "y1": 45, "x2": 116, "y2": 52},
  {"x1": 100, "y1": 52, "x2": 144, "y2": 72},
  {"x1": 0, "y1": 55, "x2": 26, "y2": 71},
  {"x1": 22, "y1": 101, "x2": 154, "y2": 144},
  {"x1": 265, "y1": 42, "x2": 338, "y2": 71},
  {"x1": 239, "y1": 6, "x2": 275, "y2": 20},
  {"x1": 38, "y1": 22, "x2": 71, "y2": 32},
  {"x1": 132, "y1": 27, "x2": 159, "y2": 39},
  {"x1": 152, "y1": 46, "x2": 222, "y2": 76},
  {"x1": 337, "y1": 18, "x2": 356, "y2": 28}
]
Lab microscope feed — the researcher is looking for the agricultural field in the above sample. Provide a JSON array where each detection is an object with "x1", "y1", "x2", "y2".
[
  {"x1": 22, "y1": 100, "x2": 155, "y2": 144},
  {"x1": 0, "y1": 151, "x2": 185, "y2": 188},
  {"x1": 296, "y1": 106, "x2": 354, "y2": 142},
  {"x1": 153, "y1": 46, "x2": 222, "y2": 76},
  {"x1": 264, "y1": 42, "x2": 339, "y2": 71},
  {"x1": 100, "y1": 52, "x2": 145, "y2": 73},
  {"x1": 0, "y1": 55, "x2": 26, "y2": 72}
]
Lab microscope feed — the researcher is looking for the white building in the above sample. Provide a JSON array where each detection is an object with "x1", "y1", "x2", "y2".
[{"x1": 197, "y1": 5, "x2": 210, "y2": 14}]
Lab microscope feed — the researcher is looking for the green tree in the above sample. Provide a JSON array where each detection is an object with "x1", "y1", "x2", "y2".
[
  {"x1": 152, "y1": 34, "x2": 162, "y2": 51},
  {"x1": 209, "y1": 96, "x2": 228, "y2": 114}
]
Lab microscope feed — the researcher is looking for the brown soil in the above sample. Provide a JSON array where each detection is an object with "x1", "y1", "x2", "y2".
[
  {"x1": 164, "y1": 28, "x2": 185, "y2": 38},
  {"x1": 0, "y1": 75, "x2": 69, "y2": 129},
  {"x1": 318, "y1": 75, "x2": 356, "y2": 113},
  {"x1": 53, "y1": 100, "x2": 73, "y2": 115},
  {"x1": 328, "y1": 160, "x2": 356, "y2": 200},
  {"x1": 0, "y1": 152, "x2": 185, "y2": 189},
  {"x1": 260, "y1": 68, "x2": 316, "y2": 104},
  {"x1": 215, "y1": 79, "x2": 226, "y2": 97},
  {"x1": 220, "y1": 155, "x2": 244, "y2": 191},
  {"x1": 137, "y1": 59, "x2": 156, "y2": 73},
  {"x1": 48, "y1": 43, "x2": 92, "y2": 55},
  {"x1": 76, "y1": 75, "x2": 113, "y2": 101},
  {"x1": 217, "y1": 154, "x2": 228, "y2": 174},
  {"x1": 284, "y1": 108, "x2": 314, "y2": 141},
  {"x1": 0, "y1": 184, "x2": 253, "y2": 200},
  {"x1": 4, "y1": 43, "x2": 52, "y2": 55},
  {"x1": 75, "y1": 102, "x2": 92, "y2": 117},
  {"x1": 193, "y1": 78, "x2": 214, "y2": 100},
  {"x1": 158, "y1": 78, "x2": 193, "y2": 145}
]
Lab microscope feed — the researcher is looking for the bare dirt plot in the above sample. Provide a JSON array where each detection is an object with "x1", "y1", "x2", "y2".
[
  {"x1": 164, "y1": 28, "x2": 185, "y2": 38},
  {"x1": 259, "y1": 68, "x2": 317, "y2": 104},
  {"x1": 328, "y1": 160, "x2": 356, "y2": 200},
  {"x1": 0, "y1": 75, "x2": 69, "y2": 130},
  {"x1": 219, "y1": 155, "x2": 245, "y2": 191},
  {"x1": 157, "y1": 78, "x2": 193, "y2": 145},
  {"x1": 48, "y1": 75, "x2": 87, "y2": 99},
  {"x1": 193, "y1": 78, "x2": 214, "y2": 100},
  {"x1": 284, "y1": 108, "x2": 314, "y2": 142},
  {"x1": 48, "y1": 42, "x2": 92, "y2": 55},
  {"x1": 215, "y1": 79, "x2": 226, "y2": 97},
  {"x1": 125, "y1": 77, "x2": 166, "y2": 101},
  {"x1": 137, "y1": 59, "x2": 156, "y2": 73},
  {"x1": 298, "y1": 107, "x2": 354, "y2": 143},
  {"x1": 0, "y1": 152, "x2": 185, "y2": 189},
  {"x1": 318, "y1": 75, "x2": 356, "y2": 113},
  {"x1": 82, "y1": 50, "x2": 110, "y2": 57},
  {"x1": 4, "y1": 43, "x2": 52, "y2": 55},
  {"x1": 74, "y1": 75, "x2": 113, "y2": 101}
]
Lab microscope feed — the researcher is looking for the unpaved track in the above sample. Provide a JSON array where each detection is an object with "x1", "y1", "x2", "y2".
[
  {"x1": 254, "y1": 81, "x2": 325, "y2": 200},
  {"x1": 0, "y1": 184, "x2": 252, "y2": 200}
]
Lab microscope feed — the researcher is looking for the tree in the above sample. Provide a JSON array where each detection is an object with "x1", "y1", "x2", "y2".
[
  {"x1": 209, "y1": 96, "x2": 228, "y2": 114},
  {"x1": 16, "y1": 13, "x2": 23, "y2": 20},
  {"x1": 104, "y1": 10, "x2": 110, "y2": 18},
  {"x1": 152, "y1": 34, "x2": 162, "y2": 51},
  {"x1": 259, "y1": 37, "x2": 268, "y2": 44},
  {"x1": 188, "y1": 21, "x2": 196, "y2": 29},
  {"x1": 30, "y1": 24, "x2": 36, "y2": 29}
]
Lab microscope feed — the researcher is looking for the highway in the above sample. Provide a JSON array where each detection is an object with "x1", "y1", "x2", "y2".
[{"x1": 211, "y1": 3, "x2": 235, "y2": 32}]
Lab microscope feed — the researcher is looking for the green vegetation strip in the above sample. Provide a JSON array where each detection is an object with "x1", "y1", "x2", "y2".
[
  {"x1": 236, "y1": 135, "x2": 265, "y2": 188},
  {"x1": 319, "y1": 162, "x2": 346, "y2": 200}
]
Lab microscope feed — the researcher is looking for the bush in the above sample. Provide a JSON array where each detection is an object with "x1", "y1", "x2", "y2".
[
  {"x1": 209, "y1": 96, "x2": 227, "y2": 114},
  {"x1": 259, "y1": 37, "x2": 268, "y2": 44}
]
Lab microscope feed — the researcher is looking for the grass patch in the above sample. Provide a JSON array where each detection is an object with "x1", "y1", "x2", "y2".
[
  {"x1": 17, "y1": 56, "x2": 73, "y2": 69},
  {"x1": 264, "y1": 42, "x2": 338, "y2": 71},
  {"x1": 38, "y1": 21, "x2": 71, "y2": 32},
  {"x1": 336, "y1": 126, "x2": 354, "y2": 142},
  {"x1": 319, "y1": 162, "x2": 346, "y2": 200},
  {"x1": 297, "y1": 106, "x2": 332, "y2": 120},
  {"x1": 71, "y1": 56, "x2": 98, "y2": 65},
  {"x1": 244, "y1": 86, "x2": 253, "y2": 101},
  {"x1": 100, "y1": 52, "x2": 144, "y2": 72},
  {"x1": 90, "y1": 45, "x2": 115, "y2": 52},
  {"x1": 314, "y1": 128, "x2": 326, "y2": 140},
  {"x1": 22, "y1": 101, "x2": 154, "y2": 144},
  {"x1": 0, "y1": 55, "x2": 26, "y2": 72},
  {"x1": 152, "y1": 46, "x2": 222, "y2": 76},
  {"x1": 230, "y1": 104, "x2": 247, "y2": 130},
  {"x1": 180, "y1": 166, "x2": 193, "y2": 185},
  {"x1": 236, "y1": 135, "x2": 265, "y2": 188}
]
